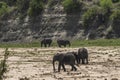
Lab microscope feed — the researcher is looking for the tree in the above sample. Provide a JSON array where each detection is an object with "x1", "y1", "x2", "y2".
[
  {"x1": 82, "y1": 6, "x2": 102, "y2": 29},
  {"x1": 28, "y1": 0, "x2": 44, "y2": 17},
  {"x1": 0, "y1": 0, "x2": 17, "y2": 6},
  {"x1": 62, "y1": 0, "x2": 82, "y2": 14},
  {"x1": 17, "y1": 0, "x2": 30, "y2": 13},
  {"x1": 100, "y1": 0, "x2": 113, "y2": 13},
  {"x1": 100, "y1": 0, "x2": 113, "y2": 26},
  {"x1": 111, "y1": 10, "x2": 120, "y2": 36},
  {"x1": 0, "y1": 2, "x2": 8, "y2": 16}
]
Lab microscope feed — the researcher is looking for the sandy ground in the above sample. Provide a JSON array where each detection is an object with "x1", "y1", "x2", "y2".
[{"x1": 0, "y1": 47, "x2": 120, "y2": 80}]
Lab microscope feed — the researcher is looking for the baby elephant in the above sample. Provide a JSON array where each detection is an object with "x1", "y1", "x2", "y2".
[
  {"x1": 53, "y1": 52, "x2": 77, "y2": 72},
  {"x1": 78, "y1": 48, "x2": 88, "y2": 64}
]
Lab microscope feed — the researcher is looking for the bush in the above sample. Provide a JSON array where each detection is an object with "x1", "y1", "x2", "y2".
[
  {"x1": 48, "y1": 0, "x2": 57, "y2": 7},
  {"x1": 17, "y1": 0, "x2": 30, "y2": 13},
  {"x1": 112, "y1": 0, "x2": 120, "y2": 3},
  {"x1": 62, "y1": 0, "x2": 82, "y2": 14},
  {"x1": 111, "y1": 10, "x2": 120, "y2": 23},
  {"x1": 82, "y1": 6, "x2": 101, "y2": 29},
  {"x1": 0, "y1": 2, "x2": 8, "y2": 16},
  {"x1": 28, "y1": 0, "x2": 44, "y2": 17},
  {"x1": 100, "y1": 0, "x2": 113, "y2": 13},
  {"x1": 0, "y1": 0, "x2": 17, "y2": 6},
  {"x1": 110, "y1": 10, "x2": 120, "y2": 36}
]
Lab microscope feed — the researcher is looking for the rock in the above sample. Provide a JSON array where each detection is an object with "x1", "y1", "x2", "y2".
[{"x1": 2, "y1": 31, "x2": 19, "y2": 42}]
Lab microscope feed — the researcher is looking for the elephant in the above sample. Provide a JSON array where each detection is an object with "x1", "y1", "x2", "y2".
[
  {"x1": 71, "y1": 51, "x2": 79, "y2": 64},
  {"x1": 77, "y1": 48, "x2": 88, "y2": 64},
  {"x1": 53, "y1": 52, "x2": 77, "y2": 72},
  {"x1": 57, "y1": 39, "x2": 71, "y2": 47},
  {"x1": 41, "y1": 38, "x2": 52, "y2": 47}
]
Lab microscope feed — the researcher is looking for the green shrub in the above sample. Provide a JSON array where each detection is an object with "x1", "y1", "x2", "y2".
[
  {"x1": 112, "y1": 0, "x2": 120, "y2": 3},
  {"x1": 28, "y1": 0, "x2": 44, "y2": 17},
  {"x1": 99, "y1": 0, "x2": 113, "y2": 26},
  {"x1": 100, "y1": 0, "x2": 113, "y2": 13},
  {"x1": 62, "y1": 0, "x2": 82, "y2": 14},
  {"x1": 0, "y1": 0, "x2": 17, "y2": 6},
  {"x1": 110, "y1": 10, "x2": 120, "y2": 36},
  {"x1": 17, "y1": 0, "x2": 30, "y2": 13},
  {"x1": 48, "y1": 0, "x2": 56, "y2": 7},
  {"x1": 0, "y1": 2, "x2": 8, "y2": 16},
  {"x1": 82, "y1": 6, "x2": 101, "y2": 29}
]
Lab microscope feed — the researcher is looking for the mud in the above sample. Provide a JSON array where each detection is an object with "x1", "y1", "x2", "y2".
[{"x1": 0, "y1": 47, "x2": 120, "y2": 80}]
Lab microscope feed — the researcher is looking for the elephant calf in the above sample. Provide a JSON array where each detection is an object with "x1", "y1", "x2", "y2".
[
  {"x1": 53, "y1": 52, "x2": 77, "y2": 72},
  {"x1": 77, "y1": 48, "x2": 88, "y2": 64}
]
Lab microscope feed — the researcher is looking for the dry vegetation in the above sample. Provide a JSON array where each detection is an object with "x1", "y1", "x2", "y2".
[{"x1": 0, "y1": 47, "x2": 120, "y2": 80}]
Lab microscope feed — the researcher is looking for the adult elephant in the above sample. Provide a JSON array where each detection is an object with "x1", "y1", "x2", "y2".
[
  {"x1": 57, "y1": 39, "x2": 71, "y2": 47},
  {"x1": 53, "y1": 52, "x2": 77, "y2": 72},
  {"x1": 77, "y1": 48, "x2": 88, "y2": 64},
  {"x1": 41, "y1": 38, "x2": 52, "y2": 47}
]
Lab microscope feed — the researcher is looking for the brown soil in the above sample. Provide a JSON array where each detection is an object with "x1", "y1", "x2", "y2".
[{"x1": 1, "y1": 47, "x2": 120, "y2": 80}]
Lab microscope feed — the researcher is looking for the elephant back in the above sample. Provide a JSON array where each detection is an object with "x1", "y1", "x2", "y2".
[
  {"x1": 63, "y1": 52, "x2": 76, "y2": 65},
  {"x1": 78, "y1": 48, "x2": 88, "y2": 59}
]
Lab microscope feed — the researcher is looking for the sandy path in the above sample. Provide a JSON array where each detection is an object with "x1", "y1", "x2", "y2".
[{"x1": 1, "y1": 47, "x2": 120, "y2": 80}]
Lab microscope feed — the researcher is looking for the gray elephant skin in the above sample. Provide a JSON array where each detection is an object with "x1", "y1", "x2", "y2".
[
  {"x1": 77, "y1": 48, "x2": 88, "y2": 64},
  {"x1": 57, "y1": 39, "x2": 71, "y2": 47},
  {"x1": 41, "y1": 38, "x2": 52, "y2": 47},
  {"x1": 53, "y1": 52, "x2": 77, "y2": 72}
]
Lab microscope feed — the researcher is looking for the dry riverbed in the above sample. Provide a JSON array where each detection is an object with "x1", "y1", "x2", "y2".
[{"x1": 0, "y1": 47, "x2": 120, "y2": 80}]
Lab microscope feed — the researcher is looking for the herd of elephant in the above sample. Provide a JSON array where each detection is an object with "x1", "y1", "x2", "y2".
[
  {"x1": 53, "y1": 47, "x2": 88, "y2": 72},
  {"x1": 41, "y1": 38, "x2": 71, "y2": 47},
  {"x1": 41, "y1": 38, "x2": 88, "y2": 72}
]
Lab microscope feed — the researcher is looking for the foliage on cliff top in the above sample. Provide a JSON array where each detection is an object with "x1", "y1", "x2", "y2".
[
  {"x1": 0, "y1": 2, "x2": 8, "y2": 16},
  {"x1": 62, "y1": 0, "x2": 83, "y2": 14},
  {"x1": 27, "y1": 0, "x2": 44, "y2": 17}
]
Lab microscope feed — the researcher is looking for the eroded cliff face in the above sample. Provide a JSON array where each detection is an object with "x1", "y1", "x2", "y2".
[
  {"x1": 0, "y1": 1, "x2": 85, "y2": 42},
  {"x1": 0, "y1": 0, "x2": 117, "y2": 42}
]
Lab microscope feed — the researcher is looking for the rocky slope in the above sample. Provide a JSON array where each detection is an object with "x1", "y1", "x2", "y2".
[{"x1": 0, "y1": 0, "x2": 119, "y2": 42}]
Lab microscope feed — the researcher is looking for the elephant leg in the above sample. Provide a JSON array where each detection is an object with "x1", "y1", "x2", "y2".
[
  {"x1": 49, "y1": 44, "x2": 51, "y2": 47},
  {"x1": 44, "y1": 44, "x2": 47, "y2": 47},
  {"x1": 41, "y1": 43, "x2": 43, "y2": 47},
  {"x1": 47, "y1": 44, "x2": 49, "y2": 47},
  {"x1": 71, "y1": 65, "x2": 74, "y2": 71},
  {"x1": 62, "y1": 64, "x2": 66, "y2": 72},
  {"x1": 59, "y1": 45, "x2": 61, "y2": 47},
  {"x1": 64, "y1": 44, "x2": 66, "y2": 47},
  {"x1": 48, "y1": 43, "x2": 50, "y2": 47},
  {"x1": 58, "y1": 63, "x2": 62, "y2": 72},
  {"x1": 71, "y1": 64, "x2": 77, "y2": 71},
  {"x1": 78, "y1": 58, "x2": 80, "y2": 64},
  {"x1": 76, "y1": 58, "x2": 79, "y2": 64},
  {"x1": 82, "y1": 59, "x2": 85, "y2": 64}
]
